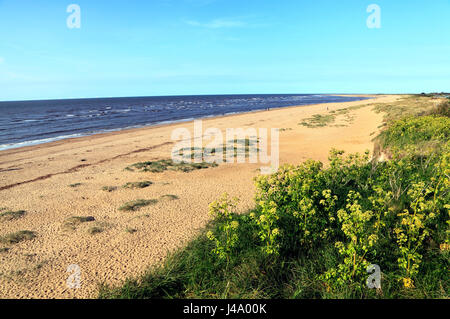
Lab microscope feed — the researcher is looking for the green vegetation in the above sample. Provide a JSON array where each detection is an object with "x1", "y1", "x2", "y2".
[
  {"x1": 69, "y1": 183, "x2": 82, "y2": 188},
  {"x1": 299, "y1": 114, "x2": 335, "y2": 128},
  {"x1": 123, "y1": 181, "x2": 153, "y2": 189},
  {"x1": 160, "y1": 194, "x2": 179, "y2": 200},
  {"x1": 102, "y1": 186, "x2": 118, "y2": 192},
  {"x1": 126, "y1": 138, "x2": 260, "y2": 172},
  {"x1": 206, "y1": 194, "x2": 240, "y2": 267},
  {"x1": 0, "y1": 231, "x2": 36, "y2": 245},
  {"x1": 176, "y1": 138, "x2": 260, "y2": 162},
  {"x1": 88, "y1": 226, "x2": 104, "y2": 235},
  {"x1": 0, "y1": 210, "x2": 26, "y2": 222},
  {"x1": 373, "y1": 95, "x2": 438, "y2": 122},
  {"x1": 375, "y1": 115, "x2": 449, "y2": 157},
  {"x1": 119, "y1": 199, "x2": 158, "y2": 211},
  {"x1": 423, "y1": 99, "x2": 449, "y2": 117},
  {"x1": 63, "y1": 216, "x2": 95, "y2": 230},
  {"x1": 126, "y1": 159, "x2": 218, "y2": 173},
  {"x1": 299, "y1": 104, "x2": 368, "y2": 128},
  {"x1": 100, "y1": 98, "x2": 449, "y2": 299}
]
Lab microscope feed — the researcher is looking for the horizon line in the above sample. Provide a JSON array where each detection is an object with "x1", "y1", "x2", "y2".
[{"x1": 0, "y1": 92, "x2": 418, "y2": 103}]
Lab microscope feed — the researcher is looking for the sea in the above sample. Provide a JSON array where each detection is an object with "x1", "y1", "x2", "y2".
[{"x1": 0, "y1": 94, "x2": 369, "y2": 151}]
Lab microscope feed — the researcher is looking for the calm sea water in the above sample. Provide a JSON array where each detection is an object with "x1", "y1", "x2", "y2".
[{"x1": 0, "y1": 94, "x2": 369, "y2": 151}]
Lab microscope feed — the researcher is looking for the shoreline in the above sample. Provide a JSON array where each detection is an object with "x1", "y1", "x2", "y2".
[{"x1": 0, "y1": 95, "x2": 374, "y2": 155}]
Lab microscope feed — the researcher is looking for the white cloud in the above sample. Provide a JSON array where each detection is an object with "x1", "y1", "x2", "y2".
[{"x1": 185, "y1": 18, "x2": 246, "y2": 29}]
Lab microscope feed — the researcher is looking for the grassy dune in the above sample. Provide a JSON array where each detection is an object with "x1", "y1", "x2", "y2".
[{"x1": 99, "y1": 96, "x2": 449, "y2": 299}]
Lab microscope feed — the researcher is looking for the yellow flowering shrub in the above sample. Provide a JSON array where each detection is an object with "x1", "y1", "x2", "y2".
[{"x1": 206, "y1": 193, "x2": 240, "y2": 265}]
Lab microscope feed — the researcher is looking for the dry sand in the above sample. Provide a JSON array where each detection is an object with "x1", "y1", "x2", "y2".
[{"x1": 0, "y1": 94, "x2": 402, "y2": 298}]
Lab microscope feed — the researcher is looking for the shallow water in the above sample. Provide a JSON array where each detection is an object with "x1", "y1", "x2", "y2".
[{"x1": 0, "y1": 94, "x2": 369, "y2": 150}]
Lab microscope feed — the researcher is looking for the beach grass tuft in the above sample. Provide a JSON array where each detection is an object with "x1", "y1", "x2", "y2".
[
  {"x1": 373, "y1": 95, "x2": 439, "y2": 122},
  {"x1": 102, "y1": 186, "x2": 118, "y2": 192},
  {"x1": 0, "y1": 230, "x2": 36, "y2": 245},
  {"x1": 87, "y1": 226, "x2": 103, "y2": 235},
  {"x1": 160, "y1": 194, "x2": 179, "y2": 201},
  {"x1": 0, "y1": 210, "x2": 26, "y2": 222},
  {"x1": 176, "y1": 138, "x2": 260, "y2": 163},
  {"x1": 119, "y1": 199, "x2": 158, "y2": 211},
  {"x1": 277, "y1": 128, "x2": 293, "y2": 132},
  {"x1": 299, "y1": 114, "x2": 335, "y2": 127},
  {"x1": 424, "y1": 99, "x2": 450, "y2": 117},
  {"x1": 299, "y1": 104, "x2": 368, "y2": 128},
  {"x1": 123, "y1": 181, "x2": 153, "y2": 189},
  {"x1": 126, "y1": 159, "x2": 218, "y2": 173},
  {"x1": 63, "y1": 216, "x2": 95, "y2": 230}
]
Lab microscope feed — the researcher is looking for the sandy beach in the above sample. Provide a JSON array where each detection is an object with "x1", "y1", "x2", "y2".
[{"x1": 0, "y1": 94, "x2": 403, "y2": 298}]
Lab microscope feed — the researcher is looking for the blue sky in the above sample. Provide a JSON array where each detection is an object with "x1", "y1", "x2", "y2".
[{"x1": 0, "y1": 0, "x2": 449, "y2": 101}]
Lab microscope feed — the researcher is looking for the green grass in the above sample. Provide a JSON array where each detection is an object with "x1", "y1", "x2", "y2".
[
  {"x1": 160, "y1": 194, "x2": 179, "y2": 201},
  {"x1": 299, "y1": 114, "x2": 336, "y2": 128},
  {"x1": 87, "y1": 226, "x2": 104, "y2": 235},
  {"x1": 372, "y1": 95, "x2": 440, "y2": 123},
  {"x1": 101, "y1": 211, "x2": 448, "y2": 299},
  {"x1": 373, "y1": 98, "x2": 450, "y2": 158},
  {"x1": 63, "y1": 216, "x2": 95, "y2": 230},
  {"x1": 123, "y1": 181, "x2": 153, "y2": 189},
  {"x1": 424, "y1": 100, "x2": 450, "y2": 117},
  {"x1": 376, "y1": 115, "x2": 449, "y2": 156},
  {"x1": 99, "y1": 214, "x2": 271, "y2": 299},
  {"x1": 68, "y1": 183, "x2": 82, "y2": 188},
  {"x1": 277, "y1": 128, "x2": 293, "y2": 132},
  {"x1": 299, "y1": 104, "x2": 369, "y2": 128},
  {"x1": 102, "y1": 186, "x2": 118, "y2": 192},
  {"x1": 0, "y1": 210, "x2": 26, "y2": 222},
  {"x1": 125, "y1": 159, "x2": 218, "y2": 173},
  {"x1": 0, "y1": 230, "x2": 36, "y2": 245},
  {"x1": 119, "y1": 199, "x2": 158, "y2": 211},
  {"x1": 175, "y1": 138, "x2": 261, "y2": 163},
  {"x1": 177, "y1": 147, "x2": 260, "y2": 163}
]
